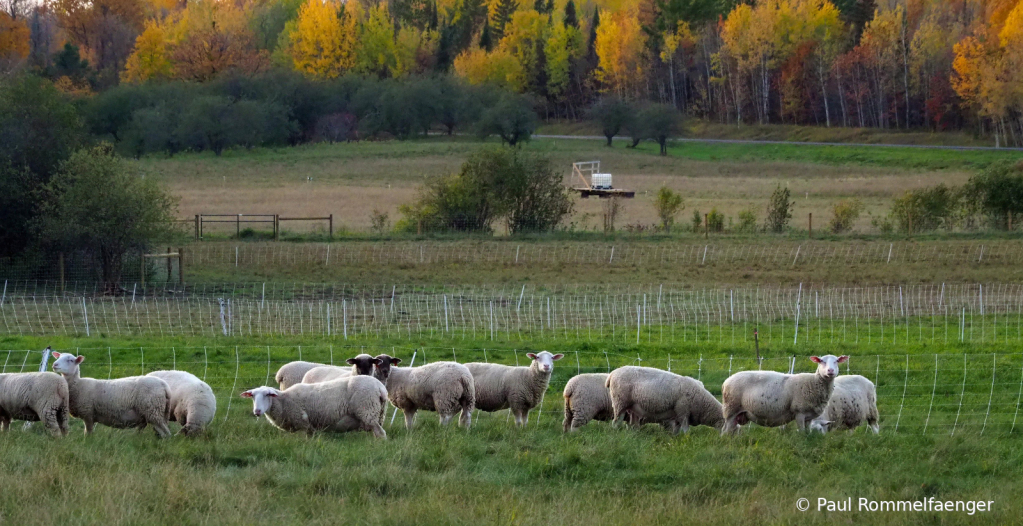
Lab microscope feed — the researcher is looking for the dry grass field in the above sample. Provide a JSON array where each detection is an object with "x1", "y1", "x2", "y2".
[{"x1": 142, "y1": 137, "x2": 1010, "y2": 235}]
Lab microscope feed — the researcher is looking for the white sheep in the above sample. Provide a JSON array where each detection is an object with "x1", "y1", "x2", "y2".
[
  {"x1": 606, "y1": 366, "x2": 724, "y2": 434},
  {"x1": 721, "y1": 354, "x2": 848, "y2": 435},
  {"x1": 562, "y1": 373, "x2": 612, "y2": 432},
  {"x1": 465, "y1": 351, "x2": 563, "y2": 426},
  {"x1": 51, "y1": 352, "x2": 172, "y2": 438},
  {"x1": 275, "y1": 361, "x2": 326, "y2": 390},
  {"x1": 368, "y1": 354, "x2": 475, "y2": 429},
  {"x1": 146, "y1": 371, "x2": 217, "y2": 436},
  {"x1": 809, "y1": 375, "x2": 880, "y2": 434},
  {"x1": 301, "y1": 354, "x2": 378, "y2": 384},
  {"x1": 0, "y1": 372, "x2": 70, "y2": 437},
  {"x1": 241, "y1": 375, "x2": 387, "y2": 438}
]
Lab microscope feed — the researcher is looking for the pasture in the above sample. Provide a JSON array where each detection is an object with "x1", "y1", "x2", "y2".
[
  {"x1": 141, "y1": 136, "x2": 1021, "y2": 235},
  {"x1": 1, "y1": 335, "x2": 1021, "y2": 525}
]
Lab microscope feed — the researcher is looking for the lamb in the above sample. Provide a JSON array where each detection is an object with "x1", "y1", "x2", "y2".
[
  {"x1": 241, "y1": 374, "x2": 387, "y2": 438},
  {"x1": 721, "y1": 354, "x2": 848, "y2": 435},
  {"x1": 606, "y1": 366, "x2": 724, "y2": 434},
  {"x1": 562, "y1": 373, "x2": 613, "y2": 432},
  {"x1": 367, "y1": 355, "x2": 475, "y2": 429},
  {"x1": 51, "y1": 352, "x2": 172, "y2": 438},
  {"x1": 301, "y1": 354, "x2": 378, "y2": 384},
  {"x1": 465, "y1": 351, "x2": 563, "y2": 426},
  {"x1": 146, "y1": 371, "x2": 217, "y2": 436},
  {"x1": 809, "y1": 375, "x2": 880, "y2": 434},
  {"x1": 0, "y1": 372, "x2": 70, "y2": 437},
  {"x1": 275, "y1": 361, "x2": 326, "y2": 390}
]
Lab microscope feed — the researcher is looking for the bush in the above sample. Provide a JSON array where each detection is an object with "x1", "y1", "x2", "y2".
[
  {"x1": 706, "y1": 208, "x2": 724, "y2": 232},
  {"x1": 602, "y1": 196, "x2": 624, "y2": 233},
  {"x1": 653, "y1": 187, "x2": 684, "y2": 231},
  {"x1": 829, "y1": 199, "x2": 864, "y2": 234},
  {"x1": 476, "y1": 92, "x2": 536, "y2": 146},
  {"x1": 397, "y1": 148, "x2": 571, "y2": 234},
  {"x1": 889, "y1": 184, "x2": 959, "y2": 233},
  {"x1": 588, "y1": 97, "x2": 633, "y2": 147},
  {"x1": 370, "y1": 209, "x2": 390, "y2": 234},
  {"x1": 736, "y1": 208, "x2": 758, "y2": 233},
  {"x1": 964, "y1": 160, "x2": 1023, "y2": 229},
  {"x1": 765, "y1": 185, "x2": 794, "y2": 233},
  {"x1": 691, "y1": 209, "x2": 702, "y2": 231}
]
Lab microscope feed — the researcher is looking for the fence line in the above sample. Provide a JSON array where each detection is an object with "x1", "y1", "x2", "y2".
[
  {"x1": 6, "y1": 345, "x2": 1021, "y2": 435},
  {"x1": 4, "y1": 282, "x2": 1023, "y2": 341}
]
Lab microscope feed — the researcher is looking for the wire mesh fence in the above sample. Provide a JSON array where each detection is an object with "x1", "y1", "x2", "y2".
[
  {"x1": 4, "y1": 240, "x2": 1022, "y2": 286},
  {"x1": 7, "y1": 345, "x2": 1022, "y2": 436},
  {"x1": 3, "y1": 282, "x2": 1023, "y2": 344}
]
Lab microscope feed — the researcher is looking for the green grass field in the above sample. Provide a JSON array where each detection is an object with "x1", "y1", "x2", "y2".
[{"x1": 1, "y1": 334, "x2": 1021, "y2": 525}]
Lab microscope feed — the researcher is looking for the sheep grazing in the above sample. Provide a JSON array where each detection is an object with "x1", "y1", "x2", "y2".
[
  {"x1": 275, "y1": 361, "x2": 326, "y2": 390},
  {"x1": 301, "y1": 354, "x2": 378, "y2": 384},
  {"x1": 465, "y1": 351, "x2": 563, "y2": 426},
  {"x1": 0, "y1": 372, "x2": 70, "y2": 437},
  {"x1": 51, "y1": 352, "x2": 173, "y2": 438},
  {"x1": 606, "y1": 366, "x2": 724, "y2": 434},
  {"x1": 562, "y1": 373, "x2": 612, "y2": 432},
  {"x1": 368, "y1": 355, "x2": 475, "y2": 429},
  {"x1": 721, "y1": 354, "x2": 849, "y2": 435},
  {"x1": 145, "y1": 371, "x2": 217, "y2": 436},
  {"x1": 241, "y1": 374, "x2": 387, "y2": 438},
  {"x1": 809, "y1": 375, "x2": 880, "y2": 434}
]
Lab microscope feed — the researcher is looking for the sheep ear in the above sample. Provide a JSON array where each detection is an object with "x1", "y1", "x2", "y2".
[
  {"x1": 837, "y1": 355, "x2": 849, "y2": 363},
  {"x1": 267, "y1": 390, "x2": 280, "y2": 397},
  {"x1": 346, "y1": 358, "x2": 357, "y2": 365},
  {"x1": 551, "y1": 353, "x2": 564, "y2": 361},
  {"x1": 390, "y1": 358, "x2": 402, "y2": 365},
  {"x1": 240, "y1": 391, "x2": 254, "y2": 398},
  {"x1": 75, "y1": 356, "x2": 85, "y2": 364},
  {"x1": 809, "y1": 356, "x2": 822, "y2": 364},
  {"x1": 526, "y1": 353, "x2": 538, "y2": 360},
  {"x1": 51, "y1": 352, "x2": 61, "y2": 358},
  {"x1": 373, "y1": 358, "x2": 383, "y2": 366}
]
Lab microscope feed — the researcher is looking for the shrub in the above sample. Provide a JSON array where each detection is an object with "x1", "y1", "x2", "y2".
[
  {"x1": 603, "y1": 196, "x2": 624, "y2": 233},
  {"x1": 706, "y1": 208, "x2": 724, "y2": 232},
  {"x1": 397, "y1": 148, "x2": 571, "y2": 234},
  {"x1": 691, "y1": 209, "x2": 702, "y2": 231},
  {"x1": 964, "y1": 160, "x2": 1023, "y2": 229},
  {"x1": 370, "y1": 209, "x2": 390, "y2": 234},
  {"x1": 889, "y1": 184, "x2": 959, "y2": 232},
  {"x1": 829, "y1": 199, "x2": 864, "y2": 234},
  {"x1": 588, "y1": 97, "x2": 633, "y2": 147},
  {"x1": 765, "y1": 185, "x2": 794, "y2": 233},
  {"x1": 736, "y1": 208, "x2": 758, "y2": 233},
  {"x1": 653, "y1": 187, "x2": 685, "y2": 231}
]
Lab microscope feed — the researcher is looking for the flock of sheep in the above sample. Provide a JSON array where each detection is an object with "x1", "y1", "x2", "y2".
[{"x1": 0, "y1": 350, "x2": 878, "y2": 439}]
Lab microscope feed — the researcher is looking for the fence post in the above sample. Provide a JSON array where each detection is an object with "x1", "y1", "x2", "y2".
[
  {"x1": 236, "y1": 214, "x2": 241, "y2": 239},
  {"x1": 704, "y1": 213, "x2": 709, "y2": 239},
  {"x1": 808, "y1": 213, "x2": 812, "y2": 238},
  {"x1": 274, "y1": 214, "x2": 279, "y2": 241},
  {"x1": 199, "y1": 214, "x2": 203, "y2": 239},
  {"x1": 178, "y1": 248, "x2": 184, "y2": 285},
  {"x1": 329, "y1": 214, "x2": 333, "y2": 240},
  {"x1": 194, "y1": 215, "x2": 200, "y2": 241},
  {"x1": 167, "y1": 246, "x2": 172, "y2": 282}
]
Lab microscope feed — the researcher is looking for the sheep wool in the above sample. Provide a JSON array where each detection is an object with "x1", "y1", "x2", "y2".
[
  {"x1": 0, "y1": 372, "x2": 70, "y2": 437},
  {"x1": 562, "y1": 373, "x2": 613, "y2": 432},
  {"x1": 52, "y1": 352, "x2": 172, "y2": 438},
  {"x1": 146, "y1": 370, "x2": 217, "y2": 436},
  {"x1": 810, "y1": 375, "x2": 880, "y2": 434},
  {"x1": 242, "y1": 375, "x2": 387, "y2": 438},
  {"x1": 465, "y1": 351, "x2": 563, "y2": 426},
  {"x1": 275, "y1": 361, "x2": 327, "y2": 390},
  {"x1": 369, "y1": 355, "x2": 475, "y2": 429},
  {"x1": 607, "y1": 366, "x2": 724, "y2": 434}
]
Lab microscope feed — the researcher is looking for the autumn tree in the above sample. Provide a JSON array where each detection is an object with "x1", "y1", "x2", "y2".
[
  {"x1": 594, "y1": 10, "x2": 645, "y2": 98},
  {"x1": 288, "y1": 0, "x2": 358, "y2": 79},
  {"x1": 121, "y1": 20, "x2": 171, "y2": 83},
  {"x1": 0, "y1": 12, "x2": 29, "y2": 67}
]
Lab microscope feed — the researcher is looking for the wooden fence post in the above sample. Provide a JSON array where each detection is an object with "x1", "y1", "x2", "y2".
[
  {"x1": 141, "y1": 252, "x2": 146, "y2": 289},
  {"x1": 329, "y1": 214, "x2": 333, "y2": 240},
  {"x1": 704, "y1": 213, "x2": 708, "y2": 239},
  {"x1": 199, "y1": 214, "x2": 203, "y2": 239},
  {"x1": 194, "y1": 215, "x2": 199, "y2": 241},
  {"x1": 274, "y1": 214, "x2": 279, "y2": 241},
  {"x1": 236, "y1": 214, "x2": 241, "y2": 239},
  {"x1": 178, "y1": 248, "x2": 184, "y2": 285},
  {"x1": 809, "y1": 213, "x2": 812, "y2": 238},
  {"x1": 167, "y1": 247, "x2": 172, "y2": 282}
]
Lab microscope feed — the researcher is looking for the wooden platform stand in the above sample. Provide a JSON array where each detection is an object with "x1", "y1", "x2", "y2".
[{"x1": 572, "y1": 161, "x2": 635, "y2": 199}]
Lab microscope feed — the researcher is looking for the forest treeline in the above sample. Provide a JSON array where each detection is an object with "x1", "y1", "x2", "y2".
[{"x1": 2, "y1": 0, "x2": 1023, "y2": 144}]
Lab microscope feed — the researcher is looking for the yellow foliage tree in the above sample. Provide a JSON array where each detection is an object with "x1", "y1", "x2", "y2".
[
  {"x1": 594, "y1": 11, "x2": 645, "y2": 98},
  {"x1": 289, "y1": 0, "x2": 358, "y2": 79},
  {"x1": 357, "y1": 2, "x2": 396, "y2": 76},
  {"x1": 453, "y1": 46, "x2": 525, "y2": 92},
  {"x1": 122, "y1": 21, "x2": 173, "y2": 83},
  {"x1": 393, "y1": 25, "x2": 438, "y2": 77},
  {"x1": 545, "y1": 22, "x2": 582, "y2": 101},
  {"x1": 0, "y1": 12, "x2": 30, "y2": 61}
]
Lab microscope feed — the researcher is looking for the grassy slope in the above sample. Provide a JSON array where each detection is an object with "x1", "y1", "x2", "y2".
[{"x1": 1, "y1": 334, "x2": 1021, "y2": 525}]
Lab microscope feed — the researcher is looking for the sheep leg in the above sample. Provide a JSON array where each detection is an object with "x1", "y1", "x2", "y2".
[
  {"x1": 403, "y1": 409, "x2": 417, "y2": 430},
  {"x1": 84, "y1": 420, "x2": 95, "y2": 435},
  {"x1": 151, "y1": 419, "x2": 172, "y2": 439},
  {"x1": 458, "y1": 407, "x2": 472, "y2": 429},
  {"x1": 439, "y1": 413, "x2": 454, "y2": 426},
  {"x1": 41, "y1": 406, "x2": 63, "y2": 437},
  {"x1": 57, "y1": 407, "x2": 69, "y2": 436},
  {"x1": 0, "y1": 417, "x2": 9, "y2": 432},
  {"x1": 562, "y1": 402, "x2": 573, "y2": 433}
]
